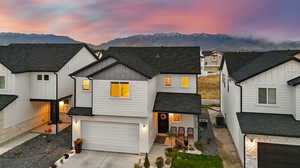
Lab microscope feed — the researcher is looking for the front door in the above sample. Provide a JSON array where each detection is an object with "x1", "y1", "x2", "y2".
[{"x1": 158, "y1": 113, "x2": 169, "y2": 133}]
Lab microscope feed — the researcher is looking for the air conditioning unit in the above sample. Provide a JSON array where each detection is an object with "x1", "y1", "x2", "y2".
[{"x1": 215, "y1": 114, "x2": 226, "y2": 128}]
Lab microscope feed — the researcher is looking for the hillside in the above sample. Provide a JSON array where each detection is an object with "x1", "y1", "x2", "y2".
[
  {"x1": 98, "y1": 33, "x2": 300, "y2": 51},
  {"x1": 0, "y1": 33, "x2": 79, "y2": 45}
]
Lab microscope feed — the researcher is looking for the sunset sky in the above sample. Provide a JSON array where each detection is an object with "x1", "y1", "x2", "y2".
[{"x1": 0, "y1": 0, "x2": 298, "y2": 44}]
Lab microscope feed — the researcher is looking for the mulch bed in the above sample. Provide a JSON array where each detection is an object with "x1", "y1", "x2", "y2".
[{"x1": 0, "y1": 126, "x2": 72, "y2": 168}]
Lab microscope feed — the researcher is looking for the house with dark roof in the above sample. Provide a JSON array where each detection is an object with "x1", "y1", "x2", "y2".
[
  {"x1": 220, "y1": 50, "x2": 300, "y2": 168},
  {"x1": 68, "y1": 47, "x2": 202, "y2": 154},
  {"x1": 0, "y1": 43, "x2": 98, "y2": 144},
  {"x1": 200, "y1": 50, "x2": 223, "y2": 76}
]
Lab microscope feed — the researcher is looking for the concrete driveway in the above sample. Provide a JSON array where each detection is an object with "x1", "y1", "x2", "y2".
[{"x1": 59, "y1": 150, "x2": 139, "y2": 168}]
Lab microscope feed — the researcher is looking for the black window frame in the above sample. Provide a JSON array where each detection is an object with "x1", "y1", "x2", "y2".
[
  {"x1": 44, "y1": 75, "x2": 49, "y2": 81},
  {"x1": 37, "y1": 74, "x2": 43, "y2": 80}
]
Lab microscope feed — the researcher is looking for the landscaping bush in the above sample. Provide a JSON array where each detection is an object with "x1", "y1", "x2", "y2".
[
  {"x1": 133, "y1": 163, "x2": 142, "y2": 168},
  {"x1": 165, "y1": 157, "x2": 171, "y2": 165},
  {"x1": 194, "y1": 141, "x2": 204, "y2": 151},
  {"x1": 171, "y1": 152, "x2": 223, "y2": 168},
  {"x1": 155, "y1": 157, "x2": 164, "y2": 168}
]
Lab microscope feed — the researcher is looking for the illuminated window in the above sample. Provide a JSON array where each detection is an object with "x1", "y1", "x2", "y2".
[
  {"x1": 164, "y1": 76, "x2": 172, "y2": 86},
  {"x1": 181, "y1": 77, "x2": 189, "y2": 87},
  {"x1": 110, "y1": 82, "x2": 129, "y2": 97},
  {"x1": 171, "y1": 113, "x2": 181, "y2": 122},
  {"x1": 82, "y1": 80, "x2": 91, "y2": 90}
]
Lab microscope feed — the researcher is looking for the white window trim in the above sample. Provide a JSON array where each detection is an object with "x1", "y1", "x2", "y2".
[
  {"x1": 256, "y1": 87, "x2": 278, "y2": 106},
  {"x1": 109, "y1": 81, "x2": 131, "y2": 99},
  {"x1": 81, "y1": 79, "x2": 92, "y2": 91}
]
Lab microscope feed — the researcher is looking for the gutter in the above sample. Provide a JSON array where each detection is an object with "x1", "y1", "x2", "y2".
[
  {"x1": 70, "y1": 76, "x2": 76, "y2": 107},
  {"x1": 235, "y1": 81, "x2": 245, "y2": 168},
  {"x1": 88, "y1": 77, "x2": 93, "y2": 116},
  {"x1": 54, "y1": 72, "x2": 59, "y2": 135}
]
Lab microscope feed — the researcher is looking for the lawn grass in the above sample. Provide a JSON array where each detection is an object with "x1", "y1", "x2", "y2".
[
  {"x1": 198, "y1": 74, "x2": 220, "y2": 99},
  {"x1": 172, "y1": 152, "x2": 223, "y2": 168}
]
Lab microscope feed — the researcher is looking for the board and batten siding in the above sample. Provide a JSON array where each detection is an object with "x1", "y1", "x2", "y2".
[
  {"x1": 75, "y1": 77, "x2": 92, "y2": 107},
  {"x1": 93, "y1": 80, "x2": 148, "y2": 117},
  {"x1": 147, "y1": 76, "x2": 158, "y2": 149},
  {"x1": 220, "y1": 61, "x2": 245, "y2": 162},
  {"x1": 92, "y1": 64, "x2": 148, "y2": 81},
  {"x1": 157, "y1": 74, "x2": 197, "y2": 93},
  {"x1": 241, "y1": 60, "x2": 300, "y2": 115},
  {"x1": 0, "y1": 63, "x2": 14, "y2": 94},
  {"x1": 57, "y1": 47, "x2": 97, "y2": 99},
  {"x1": 295, "y1": 86, "x2": 300, "y2": 120},
  {"x1": 29, "y1": 72, "x2": 56, "y2": 100}
]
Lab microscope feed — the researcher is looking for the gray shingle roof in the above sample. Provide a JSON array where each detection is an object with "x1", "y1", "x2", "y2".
[
  {"x1": 97, "y1": 47, "x2": 201, "y2": 78},
  {"x1": 221, "y1": 51, "x2": 300, "y2": 83},
  {"x1": 68, "y1": 107, "x2": 93, "y2": 116},
  {"x1": 237, "y1": 112, "x2": 300, "y2": 138},
  {"x1": 153, "y1": 92, "x2": 201, "y2": 114},
  {"x1": 287, "y1": 76, "x2": 300, "y2": 86},
  {"x1": 0, "y1": 43, "x2": 96, "y2": 73},
  {"x1": 0, "y1": 94, "x2": 18, "y2": 111}
]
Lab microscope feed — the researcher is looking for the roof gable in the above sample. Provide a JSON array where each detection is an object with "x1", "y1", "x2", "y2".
[
  {"x1": 222, "y1": 50, "x2": 300, "y2": 83},
  {"x1": 0, "y1": 43, "x2": 97, "y2": 73}
]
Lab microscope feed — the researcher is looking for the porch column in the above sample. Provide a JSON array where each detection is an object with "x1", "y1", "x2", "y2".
[
  {"x1": 197, "y1": 114, "x2": 200, "y2": 141},
  {"x1": 50, "y1": 100, "x2": 59, "y2": 124}
]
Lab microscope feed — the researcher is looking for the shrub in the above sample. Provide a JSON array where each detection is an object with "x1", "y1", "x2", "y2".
[
  {"x1": 133, "y1": 163, "x2": 142, "y2": 168},
  {"x1": 165, "y1": 157, "x2": 171, "y2": 165},
  {"x1": 144, "y1": 153, "x2": 150, "y2": 168},
  {"x1": 155, "y1": 157, "x2": 164, "y2": 168},
  {"x1": 194, "y1": 141, "x2": 204, "y2": 151}
]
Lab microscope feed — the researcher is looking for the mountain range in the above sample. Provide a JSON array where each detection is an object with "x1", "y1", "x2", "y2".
[{"x1": 1, "y1": 32, "x2": 300, "y2": 51}]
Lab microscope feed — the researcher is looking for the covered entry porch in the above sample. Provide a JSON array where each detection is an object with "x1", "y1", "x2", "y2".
[{"x1": 153, "y1": 92, "x2": 202, "y2": 143}]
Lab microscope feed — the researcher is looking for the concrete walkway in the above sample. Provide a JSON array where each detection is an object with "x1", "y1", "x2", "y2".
[
  {"x1": 59, "y1": 150, "x2": 139, "y2": 168},
  {"x1": 0, "y1": 132, "x2": 39, "y2": 155},
  {"x1": 208, "y1": 109, "x2": 242, "y2": 168}
]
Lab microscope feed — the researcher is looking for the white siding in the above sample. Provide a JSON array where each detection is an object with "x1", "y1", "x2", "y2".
[
  {"x1": 241, "y1": 60, "x2": 300, "y2": 115},
  {"x1": 93, "y1": 80, "x2": 148, "y2": 117},
  {"x1": 296, "y1": 86, "x2": 300, "y2": 120},
  {"x1": 29, "y1": 72, "x2": 56, "y2": 100},
  {"x1": 0, "y1": 64, "x2": 14, "y2": 94},
  {"x1": 57, "y1": 47, "x2": 97, "y2": 99},
  {"x1": 157, "y1": 74, "x2": 197, "y2": 93},
  {"x1": 147, "y1": 77, "x2": 157, "y2": 149},
  {"x1": 75, "y1": 77, "x2": 92, "y2": 107},
  {"x1": 221, "y1": 61, "x2": 245, "y2": 162}
]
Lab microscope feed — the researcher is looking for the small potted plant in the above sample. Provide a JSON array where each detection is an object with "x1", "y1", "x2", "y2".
[{"x1": 74, "y1": 138, "x2": 83, "y2": 153}]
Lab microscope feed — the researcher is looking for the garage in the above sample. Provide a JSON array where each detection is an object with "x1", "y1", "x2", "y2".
[
  {"x1": 258, "y1": 143, "x2": 300, "y2": 168},
  {"x1": 81, "y1": 121, "x2": 139, "y2": 154}
]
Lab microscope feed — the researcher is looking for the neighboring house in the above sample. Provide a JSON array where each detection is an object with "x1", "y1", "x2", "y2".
[
  {"x1": 0, "y1": 43, "x2": 98, "y2": 144},
  {"x1": 200, "y1": 50, "x2": 222, "y2": 76},
  {"x1": 220, "y1": 50, "x2": 300, "y2": 168},
  {"x1": 68, "y1": 47, "x2": 202, "y2": 154}
]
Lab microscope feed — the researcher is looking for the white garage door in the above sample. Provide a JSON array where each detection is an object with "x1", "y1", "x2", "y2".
[{"x1": 81, "y1": 121, "x2": 139, "y2": 154}]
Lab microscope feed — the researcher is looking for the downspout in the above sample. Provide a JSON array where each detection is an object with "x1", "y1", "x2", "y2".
[
  {"x1": 54, "y1": 72, "x2": 59, "y2": 135},
  {"x1": 88, "y1": 77, "x2": 93, "y2": 114},
  {"x1": 70, "y1": 75, "x2": 76, "y2": 143},
  {"x1": 235, "y1": 82, "x2": 245, "y2": 168}
]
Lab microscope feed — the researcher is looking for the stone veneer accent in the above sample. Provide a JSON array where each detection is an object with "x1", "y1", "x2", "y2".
[
  {"x1": 245, "y1": 134, "x2": 300, "y2": 168},
  {"x1": 0, "y1": 112, "x2": 49, "y2": 144}
]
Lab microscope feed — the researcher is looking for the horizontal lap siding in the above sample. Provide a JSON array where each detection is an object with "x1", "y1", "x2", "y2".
[
  {"x1": 93, "y1": 80, "x2": 148, "y2": 117},
  {"x1": 242, "y1": 60, "x2": 300, "y2": 115},
  {"x1": 76, "y1": 77, "x2": 92, "y2": 107}
]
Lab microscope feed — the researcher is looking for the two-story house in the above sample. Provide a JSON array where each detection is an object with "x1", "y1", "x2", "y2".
[
  {"x1": 220, "y1": 51, "x2": 300, "y2": 168},
  {"x1": 0, "y1": 43, "x2": 98, "y2": 144},
  {"x1": 68, "y1": 47, "x2": 202, "y2": 154}
]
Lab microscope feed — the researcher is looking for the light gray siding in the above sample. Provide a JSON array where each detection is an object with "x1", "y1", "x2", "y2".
[
  {"x1": 92, "y1": 64, "x2": 148, "y2": 81},
  {"x1": 75, "y1": 77, "x2": 92, "y2": 107},
  {"x1": 157, "y1": 74, "x2": 197, "y2": 93},
  {"x1": 92, "y1": 80, "x2": 148, "y2": 117},
  {"x1": 29, "y1": 72, "x2": 56, "y2": 100}
]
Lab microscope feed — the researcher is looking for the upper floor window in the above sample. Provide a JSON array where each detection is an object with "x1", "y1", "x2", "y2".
[
  {"x1": 37, "y1": 74, "x2": 43, "y2": 80},
  {"x1": 82, "y1": 80, "x2": 91, "y2": 90},
  {"x1": 258, "y1": 88, "x2": 276, "y2": 104},
  {"x1": 110, "y1": 82, "x2": 129, "y2": 97},
  {"x1": 0, "y1": 76, "x2": 5, "y2": 89},
  {"x1": 164, "y1": 76, "x2": 172, "y2": 86},
  {"x1": 44, "y1": 75, "x2": 49, "y2": 81},
  {"x1": 181, "y1": 77, "x2": 189, "y2": 87}
]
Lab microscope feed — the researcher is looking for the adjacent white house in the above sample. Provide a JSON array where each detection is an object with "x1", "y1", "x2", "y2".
[
  {"x1": 220, "y1": 51, "x2": 300, "y2": 168},
  {"x1": 68, "y1": 47, "x2": 202, "y2": 154},
  {"x1": 0, "y1": 43, "x2": 98, "y2": 144}
]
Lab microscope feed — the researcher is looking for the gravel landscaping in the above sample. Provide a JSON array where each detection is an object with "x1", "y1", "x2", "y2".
[{"x1": 0, "y1": 126, "x2": 72, "y2": 168}]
